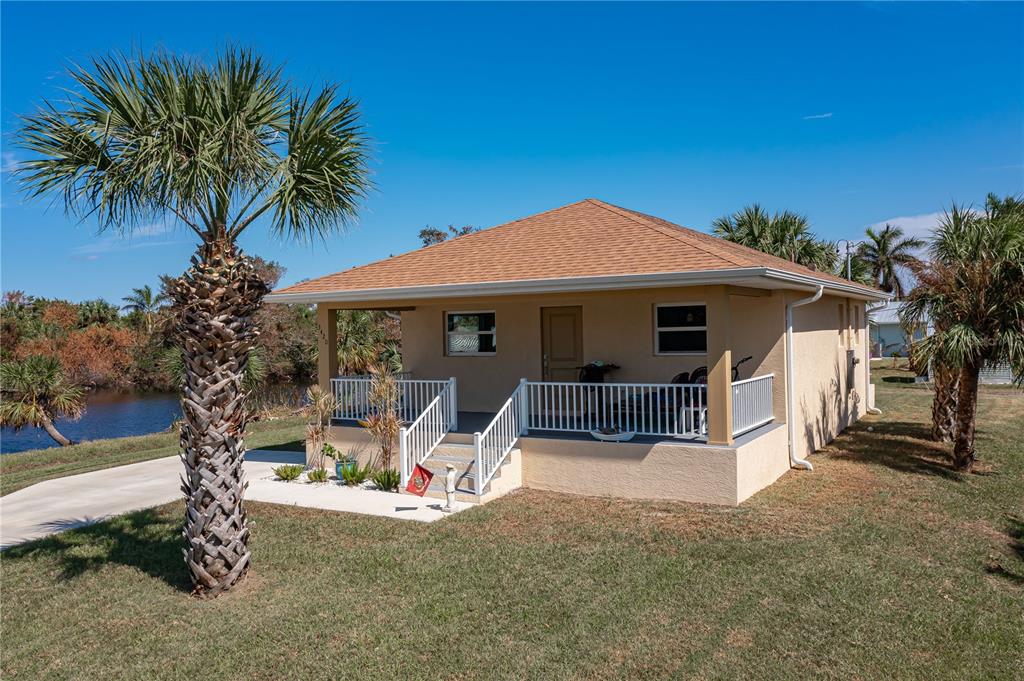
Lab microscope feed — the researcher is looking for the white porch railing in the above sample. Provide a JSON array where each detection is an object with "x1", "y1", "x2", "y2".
[
  {"x1": 474, "y1": 380, "x2": 527, "y2": 494},
  {"x1": 731, "y1": 374, "x2": 774, "y2": 437},
  {"x1": 523, "y1": 381, "x2": 708, "y2": 439},
  {"x1": 330, "y1": 376, "x2": 450, "y2": 423},
  {"x1": 399, "y1": 378, "x2": 458, "y2": 486}
]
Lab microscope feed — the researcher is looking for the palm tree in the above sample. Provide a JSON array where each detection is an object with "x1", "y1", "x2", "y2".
[
  {"x1": 76, "y1": 299, "x2": 121, "y2": 327},
  {"x1": 16, "y1": 48, "x2": 370, "y2": 596},
  {"x1": 337, "y1": 310, "x2": 401, "y2": 374},
  {"x1": 0, "y1": 355, "x2": 86, "y2": 447},
  {"x1": 121, "y1": 284, "x2": 168, "y2": 333},
  {"x1": 712, "y1": 204, "x2": 838, "y2": 272},
  {"x1": 901, "y1": 197, "x2": 1024, "y2": 471},
  {"x1": 858, "y1": 224, "x2": 924, "y2": 298}
]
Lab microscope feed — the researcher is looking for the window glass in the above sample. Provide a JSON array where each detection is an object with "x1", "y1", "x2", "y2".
[
  {"x1": 657, "y1": 305, "x2": 706, "y2": 328},
  {"x1": 446, "y1": 312, "x2": 496, "y2": 355},
  {"x1": 655, "y1": 304, "x2": 707, "y2": 354}
]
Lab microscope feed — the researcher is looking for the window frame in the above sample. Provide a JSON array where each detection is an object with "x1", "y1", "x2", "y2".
[
  {"x1": 653, "y1": 302, "x2": 708, "y2": 356},
  {"x1": 444, "y1": 310, "x2": 497, "y2": 357}
]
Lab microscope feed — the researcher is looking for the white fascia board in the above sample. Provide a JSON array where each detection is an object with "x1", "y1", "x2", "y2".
[{"x1": 264, "y1": 267, "x2": 885, "y2": 305}]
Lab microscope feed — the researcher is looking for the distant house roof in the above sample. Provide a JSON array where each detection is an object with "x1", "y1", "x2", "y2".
[{"x1": 267, "y1": 199, "x2": 886, "y2": 303}]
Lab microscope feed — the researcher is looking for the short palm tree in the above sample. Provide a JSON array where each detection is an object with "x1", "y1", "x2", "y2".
[
  {"x1": 121, "y1": 284, "x2": 168, "y2": 333},
  {"x1": 16, "y1": 48, "x2": 370, "y2": 595},
  {"x1": 712, "y1": 204, "x2": 838, "y2": 272},
  {"x1": 0, "y1": 355, "x2": 86, "y2": 447},
  {"x1": 858, "y1": 224, "x2": 924, "y2": 298},
  {"x1": 901, "y1": 197, "x2": 1024, "y2": 470}
]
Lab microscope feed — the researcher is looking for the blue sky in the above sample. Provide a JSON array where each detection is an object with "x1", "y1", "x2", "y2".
[{"x1": 2, "y1": 1, "x2": 1022, "y2": 301}]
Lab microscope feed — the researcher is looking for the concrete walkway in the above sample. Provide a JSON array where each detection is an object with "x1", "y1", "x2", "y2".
[{"x1": 1, "y1": 449, "x2": 468, "y2": 549}]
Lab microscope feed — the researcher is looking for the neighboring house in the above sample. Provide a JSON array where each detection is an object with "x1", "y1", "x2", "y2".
[
  {"x1": 867, "y1": 301, "x2": 927, "y2": 358},
  {"x1": 868, "y1": 302, "x2": 1015, "y2": 384},
  {"x1": 266, "y1": 199, "x2": 885, "y2": 505}
]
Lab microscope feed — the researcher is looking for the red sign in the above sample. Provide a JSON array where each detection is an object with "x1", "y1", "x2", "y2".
[{"x1": 405, "y1": 464, "x2": 433, "y2": 496}]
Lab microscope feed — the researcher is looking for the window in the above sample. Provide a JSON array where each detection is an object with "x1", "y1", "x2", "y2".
[
  {"x1": 654, "y1": 304, "x2": 707, "y2": 354},
  {"x1": 445, "y1": 311, "x2": 496, "y2": 355}
]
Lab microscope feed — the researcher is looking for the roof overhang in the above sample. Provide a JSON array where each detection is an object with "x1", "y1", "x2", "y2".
[{"x1": 266, "y1": 267, "x2": 886, "y2": 305}]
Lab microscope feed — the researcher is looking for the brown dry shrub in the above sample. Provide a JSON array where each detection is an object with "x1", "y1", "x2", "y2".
[{"x1": 60, "y1": 325, "x2": 138, "y2": 387}]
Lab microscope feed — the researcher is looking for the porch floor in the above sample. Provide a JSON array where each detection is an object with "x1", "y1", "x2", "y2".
[{"x1": 332, "y1": 412, "x2": 779, "y2": 448}]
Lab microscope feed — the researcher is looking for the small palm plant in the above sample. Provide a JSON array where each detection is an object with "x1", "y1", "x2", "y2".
[
  {"x1": 304, "y1": 385, "x2": 338, "y2": 472},
  {"x1": 121, "y1": 284, "x2": 168, "y2": 333},
  {"x1": 15, "y1": 47, "x2": 370, "y2": 595},
  {"x1": 359, "y1": 364, "x2": 402, "y2": 470},
  {"x1": 0, "y1": 355, "x2": 86, "y2": 447}
]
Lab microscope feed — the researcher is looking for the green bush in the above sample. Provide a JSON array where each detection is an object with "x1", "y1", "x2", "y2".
[
  {"x1": 371, "y1": 468, "x2": 400, "y2": 492},
  {"x1": 340, "y1": 463, "x2": 373, "y2": 486},
  {"x1": 273, "y1": 464, "x2": 304, "y2": 482},
  {"x1": 306, "y1": 467, "x2": 329, "y2": 483}
]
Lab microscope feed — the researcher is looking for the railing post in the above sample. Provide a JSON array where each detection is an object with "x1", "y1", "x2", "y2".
[
  {"x1": 399, "y1": 426, "x2": 409, "y2": 486},
  {"x1": 473, "y1": 431, "x2": 483, "y2": 497},
  {"x1": 518, "y1": 378, "x2": 529, "y2": 435},
  {"x1": 449, "y1": 377, "x2": 458, "y2": 432}
]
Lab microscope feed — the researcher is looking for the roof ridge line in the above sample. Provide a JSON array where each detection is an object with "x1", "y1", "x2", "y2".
[{"x1": 584, "y1": 199, "x2": 749, "y2": 268}]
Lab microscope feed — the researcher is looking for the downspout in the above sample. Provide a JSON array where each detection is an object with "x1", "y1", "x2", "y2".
[{"x1": 785, "y1": 285, "x2": 824, "y2": 470}]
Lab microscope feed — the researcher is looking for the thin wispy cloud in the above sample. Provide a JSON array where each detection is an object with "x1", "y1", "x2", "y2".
[
  {"x1": 70, "y1": 222, "x2": 190, "y2": 258},
  {"x1": 802, "y1": 112, "x2": 833, "y2": 120},
  {"x1": 1, "y1": 152, "x2": 19, "y2": 174}
]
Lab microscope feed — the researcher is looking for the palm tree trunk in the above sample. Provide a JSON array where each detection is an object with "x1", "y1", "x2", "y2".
[
  {"x1": 39, "y1": 413, "x2": 74, "y2": 447},
  {"x1": 170, "y1": 239, "x2": 269, "y2": 597},
  {"x1": 931, "y1": 362, "x2": 959, "y2": 442},
  {"x1": 951, "y1": 362, "x2": 981, "y2": 472}
]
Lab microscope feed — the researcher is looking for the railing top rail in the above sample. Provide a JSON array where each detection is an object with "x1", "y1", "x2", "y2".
[
  {"x1": 478, "y1": 384, "x2": 523, "y2": 440},
  {"x1": 401, "y1": 376, "x2": 450, "y2": 430},
  {"x1": 731, "y1": 373, "x2": 774, "y2": 386},
  {"x1": 525, "y1": 380, "x2": 706, "y2": 389}
]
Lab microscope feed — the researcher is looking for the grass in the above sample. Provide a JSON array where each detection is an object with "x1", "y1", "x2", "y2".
[
  {"x1": 1, "y1": 372, "x2": 1022, "y2": 679},
  {"x1": 0, "y1": 417, "x2": 306, "y2": 496}
]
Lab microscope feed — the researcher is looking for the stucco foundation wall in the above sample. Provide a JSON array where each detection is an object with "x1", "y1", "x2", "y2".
[
  {"x1": 734, "y1": 424, "x2": 790, "y2": 502},
  {"x1": 788, "y1": 294, "x2": 869, "y2": 462},
  {"x1": 521, "y1": 425, "x2": 789, "y2": 506},
  {"x1": 521, "y1": 436, "x2": 739, "y2": 505},
  {"x1": 310, "y1": 425, "x2": 378, "y2": 467}
]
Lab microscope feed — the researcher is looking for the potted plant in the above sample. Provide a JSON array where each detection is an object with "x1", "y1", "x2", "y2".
[{"x1": 324, "y1": 444, "x2": 357, "y2": 479}]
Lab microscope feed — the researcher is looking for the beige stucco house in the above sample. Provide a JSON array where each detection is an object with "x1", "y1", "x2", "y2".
[{"x1": 266, "y1": 199, "x2": 885, "y2": 506}]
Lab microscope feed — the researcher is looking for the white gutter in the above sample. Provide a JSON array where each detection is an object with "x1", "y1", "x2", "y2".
[
  {"x1": 785, "y1": 285, "x2": 824, "y2": 470},
  {"x1": 265, "y1": 267, "x2": 884, "y2": 305}
]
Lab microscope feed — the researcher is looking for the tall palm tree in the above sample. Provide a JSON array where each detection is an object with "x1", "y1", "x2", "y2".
[
  {"x1": 16, "y1": 48, "x2": 370, "y2": 595},
  {"x1": 121, "y1": 284, "x2": 168, "y2": 333},
  {"x1": 712, "y1": 204, "x2": 838, "y2": 272},
  {"x1": 901, "y1": 197, "x2": 1024, "y2": 471},
  {"x1": 0, "y1": 355, "x2": 86, "y2": 447},
  {"x1": 858, "y1": 224, "x2": 924, "y2": 299}
]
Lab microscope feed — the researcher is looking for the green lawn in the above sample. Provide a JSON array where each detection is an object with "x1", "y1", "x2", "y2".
[
  {"x1": 1, "y1": 374, "x2": 1022, "y2": 680},
  {"x1": 0, "y1": 416, "x2": 306, "y2": 496}
]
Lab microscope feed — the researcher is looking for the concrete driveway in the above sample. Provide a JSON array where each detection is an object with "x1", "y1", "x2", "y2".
[{"x1": 1, "y1": 449, "x2": 466, "y2": 549}]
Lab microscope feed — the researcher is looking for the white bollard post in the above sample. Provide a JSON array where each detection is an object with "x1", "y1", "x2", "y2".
[{"x1": 442, "y1": 464, "x2": 457, "y2": 512}]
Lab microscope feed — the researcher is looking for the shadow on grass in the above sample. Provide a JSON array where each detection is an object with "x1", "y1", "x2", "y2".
[
  {"x1": 254, "y1": 440, "x2": 305, "y2": 453},
  {"x1": 882, "y1": 376, "x2": 917, "y2": 384},
  {"x1": 986, "y1": 514, "x2": 1024, "y2": 585},
  {"x1": 831, "y1": 420, "x2": 964, "y2": 481},
  {"x1": 2, "y1": 507, "x2": 190, "y2": 592}
]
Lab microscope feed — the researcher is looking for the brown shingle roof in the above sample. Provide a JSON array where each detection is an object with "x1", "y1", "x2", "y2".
[{"x1": 272, "y1": 199, "x2": 881, "y2": 297}]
